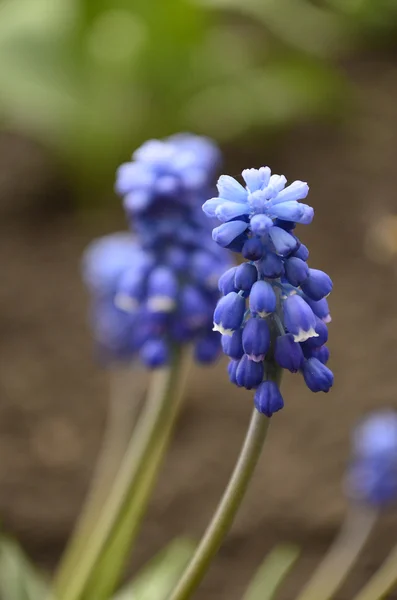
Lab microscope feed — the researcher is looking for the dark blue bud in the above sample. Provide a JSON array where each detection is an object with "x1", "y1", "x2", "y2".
[
  {"x1": 275, "y1": 333, "x2": 304, "y2": 373},
  {"x1": 140, "y1": 339, "x2": 169, "y2": 368},
  {"x1": 273, "y1": 219, "x2": 296, "y2": 231},
  {"x1": 254, "y1": 381, "x2": 284, "y2": 417},
  {"x1": 235, "y1": 354, "x2": 264, "y2": 389},
  {"x1": 242, "y1": 237, "x2": 265, "y2": 261},
  {"x1": 213, "y1": 292, "x2": 246, "y2": 335},
  {"x1": 222, "y1": 328, "x2": 244, "y2": 359},
  {"x1": 250, "y1": 214, "x2": 273, "y2": 235},
  {"x1": 301, "y1": 317, "x2": 328, "y2": 349},
  {"x1": 249, "y1": 281, "x2": 277, "y2": 316},
  {"x1": 234, "y1": 263, "x2": 258, "y2": 292},
  {"x1": 228, "y1": 359, "x2": 241, "y2": 386},
  {"x1": 195, "y1": 331, "x2": 221, "y2": 364},
  {"x1": 301, "y1": 269, "x2": 333, "y2": 301},
  {"x1": 218, "y1": 267, "x2": 238, "y2": 295},
  {"x1": 303, "y1": 296, "x2": 331, "y2": 323},
  {"x1": 179, "y1": 285, "x2": 212, "y2": 330},
  {"x1": 283, "y1": 294, "x2": 318, "y2": 343},
  {"x1": 257, "y1": 252, "x2": 284, "y2": 279},
  {"x1": 212, "y1": 221, "x2": 248, "y2": 247},
  {"x1": 268, "y1": 226, "x2": 298, "y2": 257},
  {"x1": 284, "y1": 257, "x2": 309, "y2": 287},
  {"x1": 302, "y1": 358, "x2": 334, "y2": 392},
  {"x1": 225, "y1": 231, "x2": 249, "y2": 253},
  {"x1": 292, "y1": 243, "x2": 309, "y2": 261},
  {"x1": 303, "y1": 344, "x2": 330, "y2": 364},
  {"x1": 147, "y1": 266, "x2": 179, "y2": 313},
  {"x1": 242, "y1": 318, "x2": 270, "y2": 362}
]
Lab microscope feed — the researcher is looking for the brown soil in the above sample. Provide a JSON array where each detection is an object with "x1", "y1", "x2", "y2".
[{"x1": 1, "y1": 54, "x2": 397, "y2": 599}]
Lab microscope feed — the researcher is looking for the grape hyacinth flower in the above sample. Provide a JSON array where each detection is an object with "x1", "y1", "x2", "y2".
[
  {"x1": 83, "y1": 134, "x2": 231, "y2": 368},
  {"x1": 205, "y1": 166, "x2": 333, "y2": 416},
  {"x1": 346, "y1": 410, "x2": 397, "y2": 507},
  {"x1": 82, "y1": 233, "x2": 144, "y2": 363}
]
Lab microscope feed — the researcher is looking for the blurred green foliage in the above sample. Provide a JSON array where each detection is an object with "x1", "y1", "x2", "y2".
[{"x1": 0, "y1": 0, "x2": 395, "y2": 203}]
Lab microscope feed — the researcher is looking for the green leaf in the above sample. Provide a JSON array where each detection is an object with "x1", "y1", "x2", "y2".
[
  {"x1": 243, "y1": 544, "x2": 300, "y2": 600},
  {"x1": 194, "y1": 0, "x2": 349, "y2": 57},
  {"x1": 113, "y1": 538, "x2": 195, "y2": 600},
  {"x1": 0, "y1": 535, "x2": 49, "y2": 600}
]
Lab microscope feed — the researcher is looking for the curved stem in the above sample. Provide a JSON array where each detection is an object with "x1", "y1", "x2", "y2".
[
  {"x1": 295, "y1": 505, "x2": 378, "y2": 600},
  {"x1": 52, "y1": 346, "x2": 189, "y2": 600},
  {"x1": 352, "y1": 544, "x2": 397, "y2": 600},
  {"x1": 168, "y1": 388, "x2": 274, "y2": 600},
  {"x1": 54, "y1": 367, "x2": 143, "y2": 592}
]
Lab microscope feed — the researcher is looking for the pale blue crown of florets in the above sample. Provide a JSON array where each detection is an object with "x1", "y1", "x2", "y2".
[
  {"x1": 115, "y1": 133, "x2": 221, "y2": 252},
  {"x1": 345, "y1": 411, "x2": 397, "y2": 508},
  {"x1": 203, "y1": 166, "x2": 334, "y2": 417},
  {"x1": 83, "y1": 134, "x2": 231, "y2": 368}
]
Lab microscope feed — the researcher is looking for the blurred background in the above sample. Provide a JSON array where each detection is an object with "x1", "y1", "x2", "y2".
[{"x1": 1, "y1": 0, "x2": 397, "y2": 598}]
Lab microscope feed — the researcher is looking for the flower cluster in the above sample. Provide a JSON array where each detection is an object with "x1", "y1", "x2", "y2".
[
  {"x1": 346, "y1": 411, "x2": 397, "y2": 508},
  {"x1": 83, "y1": 134, "x2": 231, "y2": 367},
  {"x1": 203, "y1": 166, "x2": 333, "y2": 416}
]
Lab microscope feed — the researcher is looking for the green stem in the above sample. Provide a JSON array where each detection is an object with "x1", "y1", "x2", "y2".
[
  {"x1": 352, "y1": 544, "x2": 397, "y2": 600},
  {"x1": 54, "y1": 367, "x2": 143, "y2": 592},
  {"x1": 168, "y1": 374, "x2": 276, "y2": 600},
  {"x1": 52, "y1": 346, "x2": 189, "y2": 600},
  {"x1": 295, "y1": 505, "x2": 378, "y2": 600}
]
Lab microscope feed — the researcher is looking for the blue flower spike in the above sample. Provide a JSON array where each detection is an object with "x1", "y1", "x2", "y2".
[
  {"x1": 205, "y1": 164, "x2": 333, "y2": 415},
  {"x1": 83, "y1": 134, "x2": 233, "y2": 368},
  {"x1": 346, "y1": 410, "x2": 397, "y2": 507}
]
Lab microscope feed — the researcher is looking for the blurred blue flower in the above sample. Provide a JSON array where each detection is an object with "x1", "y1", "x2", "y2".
[
  {"x1": 346, "y1": 410, "x2": 397, "y2": 507},
  {"x1": 204, "y1": 165, "x2": 333, "y2": 415},
  {"x1": 83, "y1": 134, "x2": 231, "y2": 368}
]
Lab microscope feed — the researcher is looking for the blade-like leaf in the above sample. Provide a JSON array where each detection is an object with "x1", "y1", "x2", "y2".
[
  {"x1": 113, "y1": 538, "x2": 195, "y2": 600},
  {"x1": 0, "y1": 535, "x2": 49, "y2": 600},
  {"x1": 243, "y1": 544, "x2": 300, "y2": 600}
]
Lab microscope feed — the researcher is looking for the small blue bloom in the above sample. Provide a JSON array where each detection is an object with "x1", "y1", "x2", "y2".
[
  {"x1": 234, "y1": 263, "x2": 258, "y2": 293},
  {"x1": 301, "y1": 317, "x2": 328, "y2": 349},
  {"x1": 302, "y1": 358, "x2": 333, "y2": 392},
  {"x1": 275, "y1": 334, "x2": 304, "y2": 373},
  {"x1": 147, "y1": 266, "x2": 179, "y2": 313},
  {"x1": 221, "y1": 328, "x2": 244, "y2": 359},
  {"x1": 213, "y1": 292, "x2": 246, "y2": 335},
  {"x1": 236, "y1": 354, "x2": 265, "y2": 389},
  {"x1": 301, "y1": 268, "x2": 333, "y2": 301},
  {"x1": 242, "y1": 237, "x2": 265, "y2": 261},
  {"x1": 195, "y1": 331, "x2": 221, "y2": 364},
  {"x1": 212, "y1": 221, "x2": 248, "y2": 247},
  {"x1": 249, "y1": 281, "x2": 277, "y2": 317},
  {"x1": 303, "y1": 296, "x2": 332, "y2": 323},
  {"x1": 346, "y1": 411, "x2": 397, "y2": 507},
  {"x1": 304, "y1": 344, "x2": 330, "y2": 364},
  {"x1": 284, "y1": 257, "x2": 309, "y2": 287},
  {"x1": 218, "y1": 267, "x2": 238, "y2": 295},
  {"x1": 242, "y1": 318, "x2": 270, "y2": 362},
  {"x1": 283, "y1": 294, "x2": 318, "y2": 343},
  {"x1": 228, "y1": 359, "x2": 241, "y2": 386},
  {"x1": 254, "y1": 381, "x2": 284, "y2": 417},
  {"x1": 292, "y1": 243, "x2": 309, "y2": 261},
  {"x1": 140, "y1": 339, "x2": 169, "y2": 368},
  {"x1": 179, "y1": 284, "x2": 212, "y2": 331},
  {"x1": 250, "y1": 214, "x2": 273, "y2": 235},
  {"x1": 257, "y1": 252, "x2": 284, "y2": 279},
  {"x1": 268, "y1": 227, "x2": 299, "y2": 257}
]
